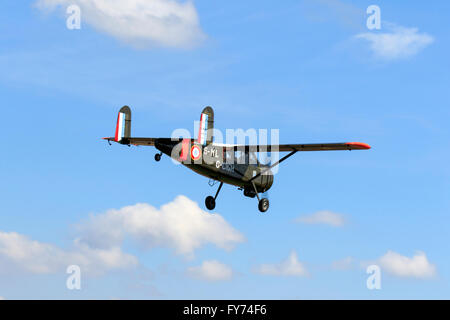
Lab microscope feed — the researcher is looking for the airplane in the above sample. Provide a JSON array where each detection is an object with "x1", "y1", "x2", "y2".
[{"x1": 103, "y1": 106, "x2": 371, "y2": 213}]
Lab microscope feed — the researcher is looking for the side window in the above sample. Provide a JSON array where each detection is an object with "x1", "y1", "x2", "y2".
[
  {"x1": 249, "y1": 152, "x2": 259, "y2": 165},
  {"x1": 235, "y1": 150, "x2": 246, "y2": 164},
  {"x1": 225, "y1": 150, "x2": 234, "y2": 164}
]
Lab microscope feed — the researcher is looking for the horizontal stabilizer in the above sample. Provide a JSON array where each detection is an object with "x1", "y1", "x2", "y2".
[{"x1": 102, "y1": 137, "x2": 157, "y2": 146}]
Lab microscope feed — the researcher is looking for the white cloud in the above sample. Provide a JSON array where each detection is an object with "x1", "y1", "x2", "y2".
[
  {"x1": 76, "y1": 195, "x2": 245, "y2": 258},
  {"x1": 254, "y1": 251, "x2": 308, "y2": 277},
  {"x1": 187, "y1": 260, "x2": 233, "y2": 282},
  {"x1": 0, "y1": 296, "x2": 4, "y2": 300},
  {"x1": 355, "y1": 24, "x2": 434, "y2": 60},
  {"x1": 377, "y1": 250, "x2": 436, "y2": 279},
  {"x1": 0, "y1": 232, "x2": 137, "y2": 275},
  {"x1": 36, "y1": 0, "x2": 206, "y2": 48},
  {"x1": 294, "y1": 210, "x2": 346, "y2": 227},
  {"x1": 0, "y1": 196, "x2": 243, "y2": 278}
]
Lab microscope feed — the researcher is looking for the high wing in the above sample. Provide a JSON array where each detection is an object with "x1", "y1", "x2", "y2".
[
  {"x1": 216, "y1": 142, "x2": 371, "y2": 152},
  {"x1": 226, "y1": 142, "x2": 371, "y2": 183},
  {"x1": 103, "y1": 139, "x2": 371, "y2": 151}
]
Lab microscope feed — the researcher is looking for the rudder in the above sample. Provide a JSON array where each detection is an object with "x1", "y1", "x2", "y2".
[
  {"x1": 198, "y1": 106, "x2": 214, "y2": 145},
  {"x1": 115, "y1": 106, "x2": 131, "y2": 142}
]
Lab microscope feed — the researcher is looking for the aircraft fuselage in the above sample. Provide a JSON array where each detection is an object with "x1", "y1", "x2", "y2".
[{"x1": 154, "y1": 138, "x2": 274, "y2": 194}]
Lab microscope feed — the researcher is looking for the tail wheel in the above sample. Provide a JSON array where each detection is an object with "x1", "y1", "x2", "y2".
[
  {"x1": 155, "y1": 153, "x2": 161, "y2": 162},
  {"x1": 258, "y1": 198, "x2": 269, "y2": 213},
  {"x1": 205, "y1": 196, "x2": 216, "y2": 210}
]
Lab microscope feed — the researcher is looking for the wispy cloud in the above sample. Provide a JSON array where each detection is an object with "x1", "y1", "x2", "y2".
[
  {"x1": 254, "y1": 251, "x2": 308, "y2": 277},
  {"x1": 187, "y1": 260, "x2": 234, "y2": 282},
  {"x1": 376, "y1": 250, "x2": 436, "y2": 279},
  {"x1": 302, "y1": 1, "x2": 434, "y2": 61},
  {"x1": 355, "y1": 24, "x2": 434, "y2": 60},
  {"x1": 35, "y1": 0, "x2": 206, "y2": 49},
  {"x1": 294, "y1": 210, "x2": 346, "y2": 227}
]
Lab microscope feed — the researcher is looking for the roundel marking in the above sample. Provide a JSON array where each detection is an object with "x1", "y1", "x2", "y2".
[{"x1": 191, "y1": 145, "x2": 202, "y2": 161}]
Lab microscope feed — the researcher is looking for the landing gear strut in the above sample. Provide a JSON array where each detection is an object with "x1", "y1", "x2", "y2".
[
  {"x1": 154, "y1": 152, "x2": 162, "y2": 162},
  {"x1": 205, "y1": 182, "x2": 223, "y2": 210},
  {"x1": 251, "y1": 181, "x2": 269, "y2": 213}
]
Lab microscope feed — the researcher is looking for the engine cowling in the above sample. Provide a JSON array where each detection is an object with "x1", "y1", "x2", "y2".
[
  {"x1": 244, "y1": 170, "x2": 274, "y2": 195},
  {"x1": 258, "y1": 172, "x2": 274, "y2": 192}
]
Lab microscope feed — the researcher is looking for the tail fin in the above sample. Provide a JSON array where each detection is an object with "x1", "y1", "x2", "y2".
[
  {"x1": 197, "y1": 106, "x2": 214, "y2": 145},
  {"x1": 115, "y1": 106, "x2": 131, "y2": 142}
]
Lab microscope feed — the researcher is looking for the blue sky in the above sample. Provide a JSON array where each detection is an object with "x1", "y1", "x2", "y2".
[{"x1": 0, "y1": 0, "x2": 449, "y2": 299}]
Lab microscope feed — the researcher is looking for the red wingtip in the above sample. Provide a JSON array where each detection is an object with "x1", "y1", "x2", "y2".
[{"x1": 346, "y1": 142, "x2": 371, "y2": 150}]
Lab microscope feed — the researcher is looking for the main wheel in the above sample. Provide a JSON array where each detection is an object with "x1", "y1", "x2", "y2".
[
  {"x1": 258, "y1": 198, "x2": 269, "y2": 213},
  {"x1": 205, "y1": 196, "x2": 216, "y2": 210},
  {"x1": 155, "y1": 153, "x2": 161, "y2": 162}
]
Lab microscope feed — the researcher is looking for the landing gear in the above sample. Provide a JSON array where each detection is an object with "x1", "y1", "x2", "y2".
[
  {"x1": 205, "y1": 196, "x2": 215, "y2": 210},
  {"x1": 251, "y1": 181, "x2": 269, "y2": 213},
  {"x1": 154, "y1": 152, "x2": 162, "y2": 162},
  {"x1": 205, "y1": 182, "x2": 223, "y2": 211},
  {"x1": 258, "y1": 198, "x2": 269, "y2": 213}
]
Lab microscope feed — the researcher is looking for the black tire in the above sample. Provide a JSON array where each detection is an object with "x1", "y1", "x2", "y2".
[
  {"x1": 258, "y1": 198, "x2": 269, "y2": 213},
  {"x1": 205, "y1": 196, "x2": 216, "y2": 210},
  {"x1": 155, "y1": 153, "x2": 161, "y2": 162}
]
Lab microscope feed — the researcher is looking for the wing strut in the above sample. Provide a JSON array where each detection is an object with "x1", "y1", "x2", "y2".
[{"x1": 249, "y1": 150, "x2": 298, "y2": 183}]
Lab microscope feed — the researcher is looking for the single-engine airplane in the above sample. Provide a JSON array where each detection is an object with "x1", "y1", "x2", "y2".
[{"x1": 103, "y1": 106, "x2": 370, "y2": 212}]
